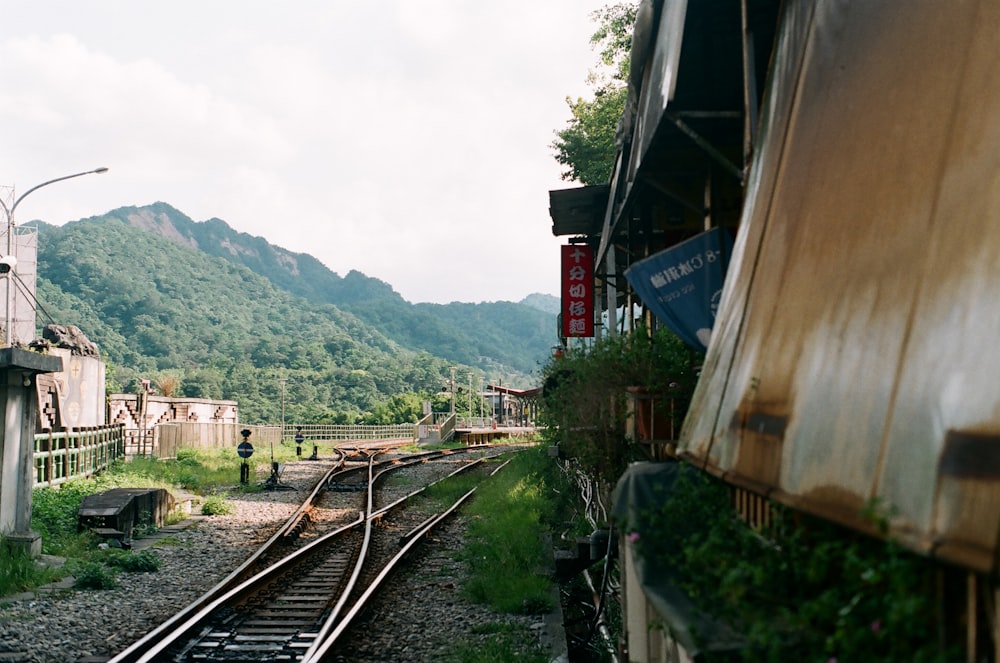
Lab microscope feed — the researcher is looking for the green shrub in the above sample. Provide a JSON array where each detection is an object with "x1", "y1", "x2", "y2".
[
  {"x1": 0, "y1": 539, "x2": 62, "y2": 596},
  {"x1": 200, "y1": 494, "x2": 235, "y2": 516},
  {"x1": 629, "y1": 469, "x2": 957, "y2": 661},
  {"x1": 31, "y1": 481, "x2": 94, "y2": 554},
  {"x1": 133, "y1": 512, "x2": 160, "y2": 538},
  {"x1": 72, "y1": 561, "x2": 118, "y2": 590},
  {"x1": 538, "y1": 325, "x2": 699, "y2": 482},
  {"x1": 175, "y1": 447, "x2": 201, "y2": 465},
  {"x1": 102, "y1": 549, "x2": 160, "y2": 573}
]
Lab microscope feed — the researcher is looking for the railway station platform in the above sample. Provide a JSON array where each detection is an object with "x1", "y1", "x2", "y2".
[{"x1": 452, "y1": 425, "x2": 536, "y2": 445}]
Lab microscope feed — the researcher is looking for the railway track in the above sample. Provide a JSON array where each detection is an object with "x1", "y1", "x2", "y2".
[{"x1": 106, "y1": 445, "x2": 510, "y2": 662}]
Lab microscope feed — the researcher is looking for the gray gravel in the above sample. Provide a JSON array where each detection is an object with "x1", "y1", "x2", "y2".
[{"x1": 0, "y1": 449, "x2": 566, "y2": 663}]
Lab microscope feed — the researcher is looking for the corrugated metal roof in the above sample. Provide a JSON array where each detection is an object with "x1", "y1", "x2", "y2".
[{"x1": 681, "y1": 0, "x2": 1000, "y2": 573}]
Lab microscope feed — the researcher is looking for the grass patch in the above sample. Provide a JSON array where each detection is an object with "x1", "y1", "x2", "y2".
[
  {"x1": 152, "y1": 536, "x2": 183, "y2": 547},
  {"x1": 469, "y1": 621, "x2": 531, "y2": 635},
  {"x1": 380, "y1": 472, "x2": 418, "y2": 488},
  {"x1": 441, "y1": 624, "x2": 549, "y2": 663},
  {"x1": 454, "y1": 445, "x2": 575, "y2": 615},
  {"x1": 422, "y1": 471, "x2": 480, "y2": 506},
  {"x1": 102, "y1": 549, "x2": 161, "y2": 573},
  {"x1": 1, "y1": 445, "x2": 267, "y2": 597},
  {"x1": 0, "y1": 539, "x2": 62, "y2": 596},
  {"x1": 70, "y1": 560, "x2": 118, "y2": 590}
]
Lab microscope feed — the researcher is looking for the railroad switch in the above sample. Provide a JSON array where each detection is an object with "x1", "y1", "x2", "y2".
[{"x1": 264, "y1": 461, "x2": 297, "y2": 491}]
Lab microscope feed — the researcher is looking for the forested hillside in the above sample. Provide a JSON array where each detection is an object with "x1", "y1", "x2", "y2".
[
  {"x1": 99, "y1": 203, "x2": 555, "y2": 375},
  {"x1": 30, "y1": 206, "x2": 557, "y2": 423}
]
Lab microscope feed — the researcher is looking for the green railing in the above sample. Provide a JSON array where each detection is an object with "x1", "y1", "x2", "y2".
[{"x1": 33, "y1": 425, "x2": 127, "y2": 488}]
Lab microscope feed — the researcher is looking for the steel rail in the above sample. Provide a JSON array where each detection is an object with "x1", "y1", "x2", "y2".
[
  {"x1": 121, "y1": 451, "x2": 383, "y2": 662},
  {"x1": 106, "y1": 455, "x2": 346, "y2": 663},
  {"x1": 368, "y1": 451, "x2": 505, "y2": 519},
  {"x1": 108, "y1": 446, "x2": 499, "y2": 661},
  {"x1": 301, "y1": 488, "x2": 479, "y2": 662},
  {"x1": 275, "y1": 449, "x2": 348, "y2": 540},
  {"x1": 297, "y1": 451, "x2": 380, "y2": 656},
  {"x1": 130, "y1": 514, "x2": 367, "y2": 663},
  {"x1": 303, "y1": 454, "x2": 514, "y2": 661}
]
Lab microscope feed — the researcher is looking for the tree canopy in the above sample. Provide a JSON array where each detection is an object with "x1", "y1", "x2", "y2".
[
  {"x1": 551, "y1": 2, "x2": 638, "y2": 186},
  {"x1": 33, "y1": 209, "x2": 549, "y2": 425}
]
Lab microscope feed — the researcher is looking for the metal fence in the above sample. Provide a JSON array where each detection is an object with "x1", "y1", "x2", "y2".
[
  {"x1": 29, "y1": 421, "x2": 418, "y2": 487},
  {"x1": 416, "y1": 413, "x2": 456, "y2": 444},
  {"x1": 282, "y1": 423, "x2": 417, "y2": 442},
  {"x1": 33, "y1": 425, "x2": 127, "y2": 488}
]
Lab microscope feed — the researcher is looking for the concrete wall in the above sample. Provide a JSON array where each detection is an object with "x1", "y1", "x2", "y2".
[
  {"x1": 108, "y1": 393, "x2": 238, "y2": 430},
  {"x1": 108, "y1": 393, "x2": 239, "y2": 457},
  {"x1": 36, "y1": 348, "x2": 106, "y2": 430}
]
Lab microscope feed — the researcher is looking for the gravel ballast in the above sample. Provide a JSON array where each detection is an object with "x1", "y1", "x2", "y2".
[{"x1": 0, "y1": 451, "x2": 567, "y2": 663}]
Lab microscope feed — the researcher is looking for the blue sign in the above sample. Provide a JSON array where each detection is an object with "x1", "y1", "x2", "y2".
[
  {"x1": 237, "y1": 441, "x2": 254, "y2": 459},
  {"x1": 624, "y1": 228, "x2": 733, "y2": 350}
]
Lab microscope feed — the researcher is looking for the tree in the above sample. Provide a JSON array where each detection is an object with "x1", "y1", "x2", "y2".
[
  {"x1": 155, "y1": 374, "x2": 182, "y2": 397},
  {"x1": 552, "y1": 2, "x2": 638, "y2": 186}
]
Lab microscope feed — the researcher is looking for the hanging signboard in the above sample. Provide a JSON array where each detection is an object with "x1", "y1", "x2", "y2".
[
  {"x1": 624, "y1": 227, "x2": 732, "y2": 350},
  {"x1": 561, "y1": 244, "x2": 594, "y2": 338}
]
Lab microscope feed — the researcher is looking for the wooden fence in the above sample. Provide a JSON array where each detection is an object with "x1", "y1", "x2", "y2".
[{"x1": 145, "y1": 423, "x2": 280, "y2": 459}]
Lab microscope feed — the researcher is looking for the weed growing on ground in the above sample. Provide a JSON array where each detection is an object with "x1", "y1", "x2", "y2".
[
  {"x1": 152, "y1": 536, "x2": 182, "y2": 547},
  {"x1": 200, "y1": 494, "x2": 235, "y2": 516},
  {"x1": 102, "y1": 549, "x2": 161, "y2": 573},
  {"x1": 71, "y1": 560, "x2": 118, "y2": 590},
  {"x1": 0, "y1": 446, "x2": 254, "y2": 597},
  {"x1": 456, "y1": 444, "x2": 573, "y2": 615},
  {"x1": 0, "y1": 539, "x2": 61, "y2": 596},
  {"x1": 442, "y1": 625, "x2": 549, "y2": 663}
]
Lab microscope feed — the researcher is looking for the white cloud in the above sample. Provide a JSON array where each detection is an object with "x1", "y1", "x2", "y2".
[{"x1": 0, "y1": 0, "x2": 607, "y2": 303}]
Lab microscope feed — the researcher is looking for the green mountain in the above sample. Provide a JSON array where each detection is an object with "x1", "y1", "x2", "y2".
[
  {"x1": 519, "y1": 293, "x2": 560, "y2": 315},
  {"x1": 31, "y1": 204, "x2": 558, "y2": 423}
]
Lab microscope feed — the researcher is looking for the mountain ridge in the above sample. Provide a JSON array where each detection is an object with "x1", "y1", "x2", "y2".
[
  {"x1": 100, "y1": 202, "x2": 557, "y2": 375},
  {"x1": 28, "y1": 203, "x2": 558, "y2": 422}
]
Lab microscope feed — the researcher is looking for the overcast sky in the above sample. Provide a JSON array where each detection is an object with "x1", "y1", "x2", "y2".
[{"x1": 0, "y1": 1, "x2": 609, "y2": 304}]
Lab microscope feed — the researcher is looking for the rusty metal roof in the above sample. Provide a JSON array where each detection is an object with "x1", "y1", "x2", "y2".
[{"x1": 680, "y1": 0, "x2": 1000, "y2": 573}]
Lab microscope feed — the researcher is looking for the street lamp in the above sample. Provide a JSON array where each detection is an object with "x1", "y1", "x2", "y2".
[{"x1": 0, "y1": 167, "x2": 109, "y2": 346}]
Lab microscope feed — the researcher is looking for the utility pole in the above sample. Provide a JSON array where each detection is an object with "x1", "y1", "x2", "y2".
[{"x1": 279, "y1": 378, "x2": 287, "y2": 442}]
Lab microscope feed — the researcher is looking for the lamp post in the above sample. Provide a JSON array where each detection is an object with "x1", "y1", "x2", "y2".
[
  {"x1": 279, "y1": 378, "x2": 287, "y2": 442},
  {"x1": 0, "y1": 167, "x2": 109, "y2": 346}
]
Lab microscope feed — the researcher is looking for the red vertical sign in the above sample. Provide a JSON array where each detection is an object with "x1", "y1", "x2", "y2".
[{"x1": 561, "y1": 244, "x2": 594, "y2": 338}]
